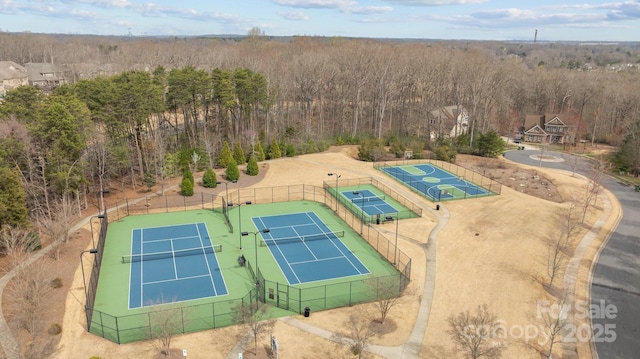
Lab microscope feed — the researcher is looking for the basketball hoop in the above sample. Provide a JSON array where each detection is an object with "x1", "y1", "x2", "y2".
[{"x1": 404, "y1": 150, "x2": 413, "y2": 160}]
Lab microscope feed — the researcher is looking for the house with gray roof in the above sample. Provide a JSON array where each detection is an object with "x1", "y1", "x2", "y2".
[
  {"x1": 25, "y1": 62, "x2": 65, "y2": 90},
  {"x1": 0, "y1": 61, "x2": 28, "y2": 99}
]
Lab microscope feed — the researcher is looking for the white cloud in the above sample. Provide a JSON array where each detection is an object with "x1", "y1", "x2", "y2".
[
  {"x1": 383, "y1": 0, "x2": 487, "y2": 6},
  {"x1": 273, "y1": 0, "x2": 356, "y2": 9},
  {"x1": 278, "y1": 10, "x2": 310, "y2": 20},
  {"x1": 342, "y1": 6, "x2": 393, "y2": 15}
]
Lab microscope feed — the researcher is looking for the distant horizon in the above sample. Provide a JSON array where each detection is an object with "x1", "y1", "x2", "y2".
[
  {"x1": 2, "y1": 30, "x2": 639, "y2": 45},
  {"x1": 1, "y1": 1, "x2": 639, "y2": 42}
]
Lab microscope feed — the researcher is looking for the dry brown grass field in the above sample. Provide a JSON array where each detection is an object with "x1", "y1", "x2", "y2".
[{"x1": 1, "y1": 145, "x2": 617, "y2": 359}]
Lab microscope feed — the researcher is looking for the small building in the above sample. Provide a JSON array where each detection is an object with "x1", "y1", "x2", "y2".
[
  {"x1": 0, "y1": 61, "x2": 28, "y2": 99},
  {"x1": 25, "y1": 62, "x2": 65, "y2": 91}
]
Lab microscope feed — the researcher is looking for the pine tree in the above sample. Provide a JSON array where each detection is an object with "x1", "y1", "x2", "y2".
[
  {"x1": 226, "y1": 158, "x2": 240, "y2": 181},
  {"x1": 254, "y1": 141, "x2": 266, "y2": 161},
  {"x1": 268, "y1": 139, "x2": 281, "y2": 159},
  {"x1": 180, "y1": 176, "x2": 194, "y2": 196},
  {"x1": 218, "y1": 140, "x2": 233, "y2": 168},
  {"x1": 183, "y1": 169, "x2": 195, "y2": 185},
  {"x1": 246, "y1": 156, "x2": 259, "y2": 176},
  {"x1": 233, "y1": 142, "x2": 246, "y2": 164},
  {"x1": 202, "y1": 168, "x2": 218, "y2": 188},
  {"x1": 142, "y1": 171, "x2": 156, "y2": 191}
]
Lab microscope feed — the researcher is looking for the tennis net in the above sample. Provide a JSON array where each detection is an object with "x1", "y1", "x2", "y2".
[
  {"x1": 351, "y1": 195, "x2": 386, "y2": 203},
  {"x1": 261, "y1": 231, "x2": 345, "y2": 246},
  {"x1": 122, "y1": 244, "x2": 222, "y2": 263}
]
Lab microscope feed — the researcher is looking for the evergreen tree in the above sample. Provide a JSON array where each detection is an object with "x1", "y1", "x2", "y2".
[
  {"x1": 218, "y1": 140, "x2": 233, "y2": 168},
  {"x1": 142, "y1": 172, "x2": 156, "y2": 191},
  {"x1": 183, "y1": 169, "x2": 194, "y2": 186},
  {"x1": 268, "y1": 139, "x2": 281, "y2": 159},
  {"x1": 246, "y1": 156, "x2": 259, "y2": 176},
  {"x1": 254, "y1": 142, "x2": 266, "y2": 161},
  {"x1": 202, "y1": 169, "x2": 218, "y2": 188},
  {"x1": 233, "y1": 142, "x2": 246, "y2": 164},
  {"x1": 226, "y1": 159, "x2": 240, "y2": 181},
  {"x1": 0, "y1": 166, "x2": 29, "y2": 228},
  {"x1": 180, "y1": 176, "x2": 194, "y2": 196},
  {"x1": 475, "y1": 130, "x2": 506, "y2": 158}
]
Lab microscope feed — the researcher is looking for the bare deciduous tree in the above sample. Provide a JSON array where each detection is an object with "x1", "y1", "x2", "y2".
[
  {"x1": 366, "y1": 276, "x2": 403, "y2": 324},
  {"x1": 232, "y1": 302, "x2": 275, "y2": 356},
  {"x1": 580, "y1": 168, "x2": 603, "y2": 223},
  {"x1": 537, "y1": 293, "x2": 570, "y2": 359},
  {"x1": 332, "y1": 311, "x2": 377, "y2": 359},
  {"x1": 148, "y1": 300, "x2": 184, "y2": 357},
  {"x1": 546, "y1": 233, "x2": 566, "y2": 291},
  {"x1": 5, "y1": 257, "x2": 55, "y2": 335},
  {"x1": 447, "y1": 304, "x2": 505, "y2": 359}
]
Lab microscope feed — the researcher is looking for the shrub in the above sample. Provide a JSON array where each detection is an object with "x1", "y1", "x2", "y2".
[
  {"x1": 48, "y1": 323, "x2": 62, "y2": 335},
  {"x1": 26, "y1": 231, "x2": 41, "y2": 251},
  {"x1": 183, "y1": 170, "x2": 194, "y2": 185},
  {"x1": 268, "y1": 139, "x2": 281, "y2": 159},
  {"x1": 202, "y1": 169, "x2": 217, "y2": 188},
  {"x1": 180, "y1": 177, "x2": 194, "y2": 196},
  {"x1": 358, "y1": 138, "x2": 386, "y2": 162},
  {"x1": 246, "y1": 156, "x2": 259, "y2": 176},
  {"x1": 285, "y1": 143, "x2": 296, "y2": 157},
  {"x1": 142, "y1": 171, "x2": 156, "y2": 191},
  {"x1": 51, "y1": 277, "x2": 63, "y2": 288},
  {"x1": 225, "y1": 159, "x2": 240, "y2": 181}
]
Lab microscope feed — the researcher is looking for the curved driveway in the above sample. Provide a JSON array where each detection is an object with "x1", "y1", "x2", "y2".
[{"x1": 504, "y1": 149, "x2": 640, "y2": 359}]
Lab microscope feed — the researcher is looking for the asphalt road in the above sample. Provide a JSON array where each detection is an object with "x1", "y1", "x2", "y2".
[{"x1": 504, "y1": 149, "x2": 640, "y2": 359}]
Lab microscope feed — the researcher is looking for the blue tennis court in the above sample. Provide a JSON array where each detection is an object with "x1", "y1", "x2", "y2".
[
  {"x1": 250, "y1": 212, "x2": 370, "y2": 285},
  {"x1": 341, "y1": 189, "x2": 399, "y2": 215},
  {"x1": 381, "y1": 163, "x2": 491, "y2": 201},
  {"x1": 127, "y1": 223, "x2": 228, "y2": 309}
]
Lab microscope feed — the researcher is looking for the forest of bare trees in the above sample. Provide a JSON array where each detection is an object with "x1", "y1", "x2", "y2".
[{"x1": 0, "y1": 31, "x2": 639, "y2": 226}]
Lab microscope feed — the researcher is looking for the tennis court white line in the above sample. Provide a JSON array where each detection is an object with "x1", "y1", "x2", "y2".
[
  {"x1": 142, "y1": 235, "x2": 202, "y2": 244},
  {"x1": 143, "y1": 273, "x2": 212, "y2": 286},
  {"x1": 170, "y1": 240, "x2": 178, "y2": 279},
  {"x1": 288, "y1": 255, "x2": 344, "y2": 265},
  {"x1": 195, "y1": 223, "x2": 218, "y2": 295}
]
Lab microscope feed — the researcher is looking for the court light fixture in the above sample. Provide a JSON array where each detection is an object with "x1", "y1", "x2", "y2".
[
  {"x1": 217, "y1": 180, "x2": 238, "y2": 203},
  {"x1": 385, "y1": 214, "x2": 400, "y2": 265},
  {"x1": 327, "y1": 173, "x2": 341, "y2": 211},
  {"x1": 242, "y1": 228, "x2": 270, "y2": 287},
  {"x1": 228, "y1": 201, "x2": 252, "y2": 249}
]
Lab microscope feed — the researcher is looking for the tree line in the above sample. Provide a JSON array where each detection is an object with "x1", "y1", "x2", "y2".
[{"x1": 1, "y1": 33, "x2": 639, "y2": 231}]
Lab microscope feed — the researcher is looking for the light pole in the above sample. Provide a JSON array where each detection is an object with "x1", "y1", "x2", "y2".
[
  {"x1": 385, "y1": 214, "x2": 399, "y2": 265},
  {"x1": 80, "y1": 248, "x2": 98, "y2": 328},
  {"x1": 228, "y1": 200, "x2": 251, "y2": 249},
  {"x1": 242, "y1": 228, "x2": 270, "y2": 286},
  {"x1": 353, "y1": 191, "x2": 365, "y2": 234},
  {"x1": 217, "y1": 180, "x2": 237, "y2": 203},
  {"x1": 327, "y1": 173, "x2": 341, "y2": 211},
  {"x1": 89, "y1": 214, "x2": 105, "y2": 248},
  {"x1": 96, "y1": 188, "x2": 110, "y2": 213}
]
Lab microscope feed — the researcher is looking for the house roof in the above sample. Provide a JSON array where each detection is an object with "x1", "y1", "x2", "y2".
[
  {"x1": 25, "y1": 62, "x2": 64, "y2": 82},
  {"x1": 0, "y1": 61, "x2": 28, "y2": 81}
]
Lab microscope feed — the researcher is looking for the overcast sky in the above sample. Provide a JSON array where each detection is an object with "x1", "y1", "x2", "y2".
[{"x1": 1, "y1": 0, "x2": 639, "y2": 41}]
